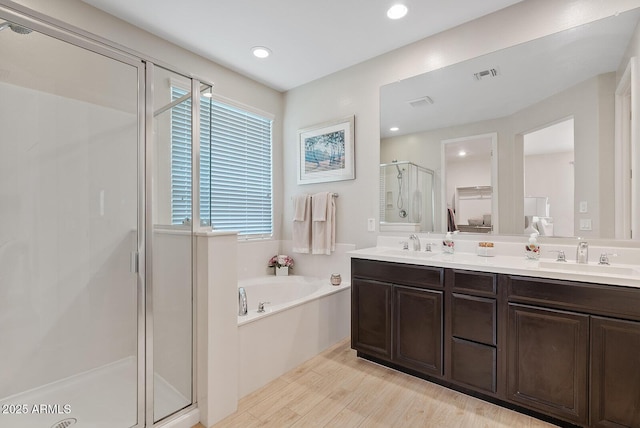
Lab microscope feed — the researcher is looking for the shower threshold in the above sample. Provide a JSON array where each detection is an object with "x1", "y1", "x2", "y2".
[{"x1": 0, "y1": 357, "x2": 189, "y2": 428}]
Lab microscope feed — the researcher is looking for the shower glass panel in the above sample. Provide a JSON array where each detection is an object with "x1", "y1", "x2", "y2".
[
  {"x1": 380, "y1": 161, "x2": 435, "y2": 231},
  {"x1": 0, "y1": 17, "x2": 141, "y2": 428},
  {"x1": 150, "y1": 65, "x2": 194, "y2": 422}
]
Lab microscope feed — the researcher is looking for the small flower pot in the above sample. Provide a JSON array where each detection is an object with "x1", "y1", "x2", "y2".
[{"x1": 275, "y1": 266, "x2": 289, "y2": 276}]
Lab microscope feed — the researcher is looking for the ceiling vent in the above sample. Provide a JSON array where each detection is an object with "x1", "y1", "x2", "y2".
[
  {"x1": 474, "y1": 68, "x2": 500, "y2": 81},
  {"x1": 407, "y1": 96, "x2": 434, "y2": 108}
]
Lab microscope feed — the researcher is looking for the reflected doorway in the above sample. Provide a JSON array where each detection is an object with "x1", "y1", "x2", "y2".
[
  {"x1": 522, "y1": 118, "x2": 575, "y2": 237},
  {"x1": 441, "y1": 133, "x2": 497, "y2": 233}
]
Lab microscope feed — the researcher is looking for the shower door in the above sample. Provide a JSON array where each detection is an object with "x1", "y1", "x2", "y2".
[
  {"x1": 147, "y1": 64, "x2": 197, "y2": 424},
  {"x1": 0, "y1": 10, "x2": 144, "y2": 428}
]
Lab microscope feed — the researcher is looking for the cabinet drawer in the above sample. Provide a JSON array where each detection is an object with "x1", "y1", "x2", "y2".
[
  {"x1": 352, "y1": 258, "x2": 443, "y2": 289},
  {"x1": 451, "y1": 338, "x2": 496, "y2": 393},
  {"x1": 507, "y1": 275, "x2": 640, "y2": 321},
  {"x1": 452, "y1": 293, "x2": 496, "y2": 346},
  {"x1": 449, "y1": 269, "x2": 496, "y2": 295}
]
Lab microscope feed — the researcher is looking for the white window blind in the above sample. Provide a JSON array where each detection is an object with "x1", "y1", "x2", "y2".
[
  {"x1": 171, "y1": 87, "x2": 273, "y2": 238},
  {"x1": 170, "y1": 87, "x2": 192, "y2": 225}
]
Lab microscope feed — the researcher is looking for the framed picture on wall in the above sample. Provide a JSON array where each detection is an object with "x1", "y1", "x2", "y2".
[{"x1": 297, "y1": 115, "x2": 355, "y2": 184}]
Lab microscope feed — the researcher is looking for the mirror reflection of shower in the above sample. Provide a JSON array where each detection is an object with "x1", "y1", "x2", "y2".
[
  {"x1": 394, "y1": 161, "x2": 408, "y2": 218},
  {"x1": 380, "y1": 160, "x2": 435, "y2": 231}
]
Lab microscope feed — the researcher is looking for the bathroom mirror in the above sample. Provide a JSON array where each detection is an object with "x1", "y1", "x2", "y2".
[{"x1": 380, "y1": 8, "x2": 640, "y2": 239}]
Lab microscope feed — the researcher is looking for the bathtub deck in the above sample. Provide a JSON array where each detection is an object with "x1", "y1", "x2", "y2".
[{"x1": 204, "y1": 338, "x2": 555, "y2": 428}]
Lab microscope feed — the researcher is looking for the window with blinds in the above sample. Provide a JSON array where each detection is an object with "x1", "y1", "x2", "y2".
[{"x1": 171, "y1": 88, "x2": 273, "y2": 238}]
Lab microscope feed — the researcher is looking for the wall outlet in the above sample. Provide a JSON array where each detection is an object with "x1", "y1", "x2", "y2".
[
  {"x1": 579, "y1": 219, "x2": 592, "y2": 231},
  {"x1": 367, "y1": 218, "x2": 376, "y2": 232}
]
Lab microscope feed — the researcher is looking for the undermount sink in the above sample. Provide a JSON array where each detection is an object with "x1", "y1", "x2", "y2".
[{"x1": 538, "y1": 260, "x2": 640, "y2": 277}]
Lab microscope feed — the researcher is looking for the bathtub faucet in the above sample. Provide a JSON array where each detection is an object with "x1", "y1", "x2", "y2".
[
  {"x1": 239, "y1": 287, "x2": 248, "y2": 316},
  {"x1": 257, "y1": 301, "x2": 271, "y2": 313}
]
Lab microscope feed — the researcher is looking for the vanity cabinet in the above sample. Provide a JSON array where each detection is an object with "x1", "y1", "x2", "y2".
[
  {"x1": 351, "y1": 278, "x2": 392, "y2": 360},
  {"x1": 590, "y1": 317, "x2": 640, "y2": 428},
  {"x1": 351, "y1": 259, "x2": 444, "y2": 377},
  {"x1": 351, "y1": 257, "x2": 640, "y2": 428},
  {"x1": 507, "y1": 303, "x2": 589, "y2": 425},
  {"x1": 445, "y1": 269, "x2": 499, "y2": 395},
  {"x1": 394, "y1": 285, "x2": 442, "y2": 375},
  {"x1": 506, "y1": 275, "x2": 640, "y2": 428}
]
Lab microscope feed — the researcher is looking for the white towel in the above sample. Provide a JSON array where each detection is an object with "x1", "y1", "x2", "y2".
[
  {"x1": 312, "y1": 192, "x2": 328, "y2": 221},
  {"x1": 292, "y1": 194, "x2": 311, "y2": 253},
  {"x1": 293, "y1": 193, "x2": 308, "y2": 221},
  {"x1": 312, "y1": 192, "x2": 336, "y2": 255}
]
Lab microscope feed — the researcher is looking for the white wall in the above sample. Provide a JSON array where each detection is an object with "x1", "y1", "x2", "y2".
[
  {"x1": 525, "y1": 151, "x2": 574, "y2": 237},
  {"x1": 283, "y1": 0, "x2": 639, "y2": 248},
  {"x1": 0, "y1": 82, "x2": 138, "y2": 397}
]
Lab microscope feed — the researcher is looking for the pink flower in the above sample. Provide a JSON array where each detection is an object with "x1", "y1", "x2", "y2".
[{"x1": 268, "y1": 254, "x2": 294, "y2": 269}]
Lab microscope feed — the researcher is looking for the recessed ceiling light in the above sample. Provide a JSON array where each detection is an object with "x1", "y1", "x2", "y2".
[
  {"x1": 387, "y1": 4, "x2": 408, "y2": 20},
  {"x1": 458, "y1": 150, "x2": 467, "y2": 157},
  {"x1": 390, "y1": 127, "x2": 399, "y2": 132},
  {"x1": 252, "y1": 46, "x2": 271, "y2": 59}
]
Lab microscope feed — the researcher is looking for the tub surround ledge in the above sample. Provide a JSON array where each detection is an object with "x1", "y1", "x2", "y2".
[{"x1": 196, "y1": 232, "x2": 239, "y2": 427}]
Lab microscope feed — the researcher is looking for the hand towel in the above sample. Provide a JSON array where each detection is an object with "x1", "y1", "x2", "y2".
[
  {"x1": 312, "y1": 192, "x2": 328, "y2": 221},
  {"x1": 312, "y1": 192, "x2": 336, "y2": 255},
  {"x1": 293, "y1": 193, "x2": 307, "y2": 221},
  {"x1": 292, "y1": 194, "x2": 311, "y2": 253}
]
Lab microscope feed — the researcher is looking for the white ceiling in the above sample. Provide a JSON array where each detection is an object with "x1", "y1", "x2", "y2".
[{"x1": 81, "y1": 0, "x2": 523, "y2": 92}]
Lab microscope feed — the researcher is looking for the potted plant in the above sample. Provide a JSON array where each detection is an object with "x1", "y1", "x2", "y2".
[{"x1": 268, "y1": 254, "x2": 294, "y2": 276}]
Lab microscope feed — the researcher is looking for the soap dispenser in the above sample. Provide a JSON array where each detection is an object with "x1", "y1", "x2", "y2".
[
  {"x1": 525, "y1": 232, "x2": 540, "y2": 260},
  {"x1": 443, "y1": 231, "x2": 456, "y2": 254}
]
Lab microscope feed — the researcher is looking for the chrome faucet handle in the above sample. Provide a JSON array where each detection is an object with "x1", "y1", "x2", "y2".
[
  {"x1": 257, "y1": 301, "x2": 271, "y2": 313},
  {"x1": 399, "y1": 241, "x2": 409, "y2": 250},
  {"x1": 598, "y1": 252, "x2": 617, "y2": 265},
  {"x1": 549, "y1": 250, "x2": 566, "y2": 262},
  {"x1": 424, "y1": 242, "x2": 432, "y2": 252},
  {"x1": 238, "y1": 287, "x2": 248, "y2": 316}
]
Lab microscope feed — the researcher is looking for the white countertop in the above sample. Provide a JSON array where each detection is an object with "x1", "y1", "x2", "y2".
[{"x1": 349, "y1": 246, "x2": 640, "y2": 289}]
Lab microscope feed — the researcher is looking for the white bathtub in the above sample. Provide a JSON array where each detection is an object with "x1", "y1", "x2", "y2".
[{"x1": 237, "y1": 275, "x2": 351, "y2": 397}]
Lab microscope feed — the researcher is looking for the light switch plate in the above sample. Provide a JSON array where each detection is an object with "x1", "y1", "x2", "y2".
[{"x1": 367, "y1": 218, "x2": 376, "y2": 232}]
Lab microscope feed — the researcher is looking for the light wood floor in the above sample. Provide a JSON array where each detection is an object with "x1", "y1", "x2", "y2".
[{"x1": 194, "y1": 338, "x2": 556, "y2": 428}]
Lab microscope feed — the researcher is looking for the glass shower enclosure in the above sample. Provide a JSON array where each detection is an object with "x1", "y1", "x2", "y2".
[
  {"x1": 380, "y1": 161, "x2": 436, "y2": 232},
  {"x1": 0, "y1": 5, "x2": 199, "y2": 427}
]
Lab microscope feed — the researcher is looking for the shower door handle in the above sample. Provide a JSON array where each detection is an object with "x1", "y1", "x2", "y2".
[{"x1": 130, "y1": 251, "x2": 139, "y2": 273}]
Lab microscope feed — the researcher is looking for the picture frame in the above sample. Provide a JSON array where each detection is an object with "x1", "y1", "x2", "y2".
[{"x1": 297, "y1": 115, "x2": 355, "y2": 184}]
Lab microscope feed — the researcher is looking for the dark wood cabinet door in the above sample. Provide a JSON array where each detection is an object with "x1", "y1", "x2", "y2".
[
  {"x1": 507, "y1": 304, "x2": 589, "y2": 426},
  {"x1": 394, "y1": 285, "x2": 443, "y2": 376},
  {"x1": 591, "y1": 316, "x2": 640, "y2": 428},
  {"x1": 351, "y1": 278, "x2": 392, "y2": 359}
]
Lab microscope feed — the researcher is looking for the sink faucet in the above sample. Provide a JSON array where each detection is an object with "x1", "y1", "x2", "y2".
[
  {"x1": 409, "y1": 234, "x2": 421, "y2": 251},
  {"x1": 239, "y1": 287, "x2": 248, "y2": 316},
  {"x1": 576, "y1": 241, "x2": 589, "y2": 264},
  {"x1": 550, "y1": 250, "x2": 566, "y2": 262}
]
